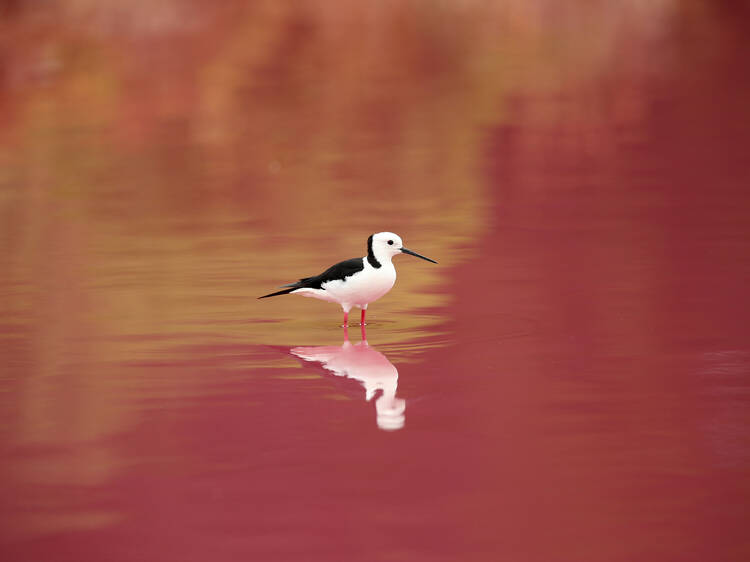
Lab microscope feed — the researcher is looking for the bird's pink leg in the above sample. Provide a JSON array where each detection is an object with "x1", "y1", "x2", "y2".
[
  {"x1": 361, "y1": 309, "x2": 366, "y2": 326},
  {"x1": 342, "y1": 311, "x2": 349, "y2": 327},
  {"x1": 360, "y1": 321, "x2": 367, "y2": 341}
]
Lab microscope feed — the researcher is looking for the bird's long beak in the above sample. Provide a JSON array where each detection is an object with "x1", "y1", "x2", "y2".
[{"x1": 401, "y1": 247, "x2": 438, "y2": 264}]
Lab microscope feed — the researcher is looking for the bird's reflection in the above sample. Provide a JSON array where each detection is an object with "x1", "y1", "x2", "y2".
[{"x1": 290, "y1": 326, "x2": 405, "y2": 431}]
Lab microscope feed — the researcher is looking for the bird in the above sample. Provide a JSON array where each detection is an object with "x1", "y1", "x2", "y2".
[{"x1": 258, "y1": 232, "x2": 437, "y2": 326}]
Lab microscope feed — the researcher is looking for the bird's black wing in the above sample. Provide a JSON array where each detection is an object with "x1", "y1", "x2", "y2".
[
  {"x1": 258, "y1": 257, "x2": 364, "y2": 299},
  {"x1": 302, "y1": 257, "x2": 365, "y2": 288}
]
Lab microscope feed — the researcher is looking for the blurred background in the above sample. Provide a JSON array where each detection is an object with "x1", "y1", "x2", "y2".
[{"x1": 1, "y1": 1, "x2": 749, "y2": 561}]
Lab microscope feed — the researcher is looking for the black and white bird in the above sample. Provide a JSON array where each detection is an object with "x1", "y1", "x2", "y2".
[{"x1": 258, "y1": 232, "x2": 437, "y2": 326}]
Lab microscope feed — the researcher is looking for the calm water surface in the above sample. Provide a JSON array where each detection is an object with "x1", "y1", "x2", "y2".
[{"x1": 1, "y1": 3, "x2": 749, "y2": 561}]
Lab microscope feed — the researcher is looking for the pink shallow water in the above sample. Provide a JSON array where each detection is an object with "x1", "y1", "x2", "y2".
[{"x1": 1, "y1": 3, "x2": 750, "y2": 561}]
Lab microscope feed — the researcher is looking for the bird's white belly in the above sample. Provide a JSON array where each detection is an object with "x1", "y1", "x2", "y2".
[{"x1": 321, "y1": 266, "x2": 396, "y2": 306}]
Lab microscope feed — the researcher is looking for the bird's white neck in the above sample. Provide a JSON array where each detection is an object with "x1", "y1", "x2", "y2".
[
  {"x1": 366, "y1": 248, "x2": 395, "y2": 269},
  {"x1": 373, "y1": 252, "x2": 395, "y2": 264}
]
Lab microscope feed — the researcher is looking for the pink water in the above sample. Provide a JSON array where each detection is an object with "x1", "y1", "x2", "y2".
[{"x1": 1, "y1": 3, "x2": 749, "y2": 561}]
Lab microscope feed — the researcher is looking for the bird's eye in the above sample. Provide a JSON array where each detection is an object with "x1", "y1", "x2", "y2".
[{"x1": 387, "y1": 240, "x2": 394, "y2": 245}]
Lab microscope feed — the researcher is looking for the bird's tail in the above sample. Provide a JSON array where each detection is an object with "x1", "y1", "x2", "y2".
[{"x1": 258, "y1": 287, "x2": 297, "y2": 299}]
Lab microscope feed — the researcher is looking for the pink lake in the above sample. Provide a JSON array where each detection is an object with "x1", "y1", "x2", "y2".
[{"x1": 1, "y1": 2, "x2": 749, "y2": 561}]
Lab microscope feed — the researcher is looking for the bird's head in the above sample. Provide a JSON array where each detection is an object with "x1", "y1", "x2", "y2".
[{"x1": 368, "y1": 232, "x2": 437, "y2": 264}]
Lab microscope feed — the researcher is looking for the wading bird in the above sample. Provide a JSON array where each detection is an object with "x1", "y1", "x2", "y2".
[{"x1": 258, "y1": 232, "x2": 437, "y2": 326}]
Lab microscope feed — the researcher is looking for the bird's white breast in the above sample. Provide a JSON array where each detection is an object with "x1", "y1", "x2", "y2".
[{"x1": 321, "y1": 262, "x2": 396, "y2": 307}]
